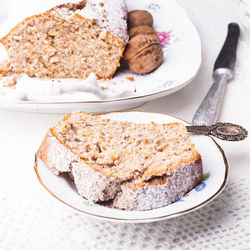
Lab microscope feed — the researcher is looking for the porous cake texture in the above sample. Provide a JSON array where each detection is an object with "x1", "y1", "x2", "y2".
[
  {"x1": 0, "y1": 0, "x2": 128, "y2": 79},
  {"x1": 37, "y1": 112, "x2": 203, "y2": 211}
]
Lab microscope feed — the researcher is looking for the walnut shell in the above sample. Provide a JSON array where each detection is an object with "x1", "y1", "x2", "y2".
[
  {"x1": 128, "y1": 10, "x2": 153, "y2": 28},
  {"x1": 124, "y1": 33, "x2": 163, "y2": 74},
  {"x1": 124, "y1": 10, "x2": 163, "y2": 74},
  {"x1": 128, "y1": 25, "x2": 156, "y2": 39},
  {"x1": 124, "y1": 33, "x2": 160, "y2": 61},
  {"x1": 126, "y1": 44, "x2": 163, "y2": 74}
]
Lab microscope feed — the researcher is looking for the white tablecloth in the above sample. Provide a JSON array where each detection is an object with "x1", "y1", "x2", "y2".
[{"x1": 1, "y1": 0, "x2": 250, "y2": 249}]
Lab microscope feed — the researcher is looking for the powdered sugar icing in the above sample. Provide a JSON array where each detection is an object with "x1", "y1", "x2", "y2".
[
  {"x1": 114, "y1": 160, "x2": 203, "y2": 210},
  {"x1": 57, "y1": 0, "x2": 129, "y2": 44}
]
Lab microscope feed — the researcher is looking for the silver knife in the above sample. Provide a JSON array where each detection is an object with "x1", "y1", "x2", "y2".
[
  {"x1": 192, "y1": 23, "x2": 240, "y2": 126},
  {"x1": 185, "y1": 23, "x2": 248, "y2": 141}
]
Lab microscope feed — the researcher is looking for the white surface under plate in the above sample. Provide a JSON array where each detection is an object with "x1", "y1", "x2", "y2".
[
  {"x1": 0, "y1": 0, "x2": 201, "y2": 113},
  {"x1": 35, "y1": 112, "x2": 228, "y2": 223}
]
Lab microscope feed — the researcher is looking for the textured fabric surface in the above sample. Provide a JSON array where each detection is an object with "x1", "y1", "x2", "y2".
[{"x1": 172, "y1": 178, "x2": 250, "y2": 249}]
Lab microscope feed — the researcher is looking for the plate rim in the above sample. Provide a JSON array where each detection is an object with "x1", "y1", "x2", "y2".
[
  {"x1": 34, "y1": 111, "x2": 229, "y2": 223},
  {"x1": 0, "y1": 0, "x2": 202, "y2": 106}
]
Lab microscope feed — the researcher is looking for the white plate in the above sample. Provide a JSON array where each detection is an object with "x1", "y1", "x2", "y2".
[
  {"x1": 0, "y1": 0, "x2": 201, "y2": 113},
  {"x1": 34, "y1": 111, "x2": 228, "y2": 223}
]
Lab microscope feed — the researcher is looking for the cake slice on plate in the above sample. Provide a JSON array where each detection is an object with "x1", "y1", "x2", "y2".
[
  {"x1": 37, "y1": 112, "x2": 203, "y2": 211},
  {"x1": 0, "y1": 0, "x2": 128, "y2": 80}
]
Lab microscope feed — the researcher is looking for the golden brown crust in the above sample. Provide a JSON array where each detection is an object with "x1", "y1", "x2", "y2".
[
  {"x1": 51, "y1": 1, "x2": 87, "y2": 12},
  {"x1": 1, "y1": 11, "x2": 50, "y2": 44}
]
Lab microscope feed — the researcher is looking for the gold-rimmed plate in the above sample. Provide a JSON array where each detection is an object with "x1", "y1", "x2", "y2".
[{"x1": 34, "y1": 111, "x2": 228, "y2": 223}]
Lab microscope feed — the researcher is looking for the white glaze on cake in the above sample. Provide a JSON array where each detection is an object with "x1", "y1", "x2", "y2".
[{"x1": 0, "y1": 73, "x2": 135, "y2": 101}]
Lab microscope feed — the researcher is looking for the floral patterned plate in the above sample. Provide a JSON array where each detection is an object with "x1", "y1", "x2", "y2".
[
  {"x1": 0, "y1": 0, "x2": 201, "y2": 113},
  {"x1": 34, "y1": 112, "x2": 228, "y2": 223}
]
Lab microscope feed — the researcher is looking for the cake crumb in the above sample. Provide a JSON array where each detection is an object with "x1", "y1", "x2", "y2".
[
  {"x1": 0, "y1": 60, "x2": 11, "y2": 77},
  {"x1": 125, "y1": 76, "x2": 134, "y2": 82},
  {"x1": 2, "y1": 75, "x2": 18, "y2": 88}
]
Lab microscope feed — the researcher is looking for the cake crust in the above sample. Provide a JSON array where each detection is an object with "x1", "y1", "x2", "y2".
[
  {"x1": 113, "y1": 158, "x2": 202, "y2": 210},
  {"x1": 38, "y1": 128, "x2": 123, "y2": 202}
]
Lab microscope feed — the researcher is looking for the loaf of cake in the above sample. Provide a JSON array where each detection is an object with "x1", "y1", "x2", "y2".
[
  {"x1": 0, "y1": 0, "x2": 128, "y2": 80},
  {"x1": 37, "y1": 112, "x2": 203, "y2": 211}
]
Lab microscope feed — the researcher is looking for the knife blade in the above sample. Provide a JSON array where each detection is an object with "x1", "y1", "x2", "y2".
[{"x1": 192, "y1": 23, "x2": 240, "y2": 126}]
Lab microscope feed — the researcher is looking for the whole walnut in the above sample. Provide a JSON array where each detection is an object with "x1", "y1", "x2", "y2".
[
  {"x1": 128, "y1": 10, "x2": 153, "y2": 28},
  {"x1": 124, "y1": 33, "x2": 163, "y2": 74}
]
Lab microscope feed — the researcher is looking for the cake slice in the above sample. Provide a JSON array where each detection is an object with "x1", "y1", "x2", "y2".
[
  {"x1": 37, "y1": 112, "x2": 203, "y2": 210},
  {"x1": 0, "y1": 0, "x2": 128, "y2": 79}
]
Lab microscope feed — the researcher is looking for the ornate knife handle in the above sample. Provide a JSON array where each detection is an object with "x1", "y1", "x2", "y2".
[{"x1": 186, "y1": 122, "x2": 248, "y2": 141}]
